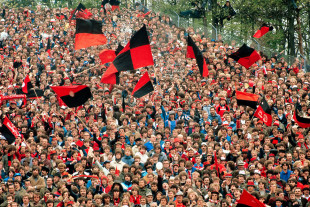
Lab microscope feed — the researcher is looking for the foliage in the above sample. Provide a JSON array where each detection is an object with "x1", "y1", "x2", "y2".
[{"x1": 4, "y1": 0, "x2": 310, "y2": 60}]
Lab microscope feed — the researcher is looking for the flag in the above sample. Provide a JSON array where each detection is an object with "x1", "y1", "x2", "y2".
[
  {"x1": 214, "y1": 150, "x2": 219, "y2": 177},
  {"x1": 22, "y1": 75, "x2": 33, "y2": 94},
  {"x1": 0, "y1": 116, "x2": 21, "y2": 144},
  {"x1": 237, "y1": 190, "x2": 265, "y2": 207},
  {"x1": 50, "y1": 85, "x2": 92, "y2": 108},
  {"x1": 254, "y1": 97, "x2": 272, "y2": 126},
  {"x1": 75, "y1": 19, "x2": 107, "y2": 50},
  {"x1": 17, "y1": 88, "x2": 44, "y2": 98},
  {"x1": 293, "y1": 108, "x2": 310, "y2": 128},
  {"x1": 253, "y1": 24, "x2": 273, "y2": 38},
  {"x1": 101, "y1": 25, "x2": 154, "y2": 84},
  {"x1": 132, "y1": 72, "x2": 154, "y2": 98},
  {"x1": 236, "y1": 91, "x2": 259, "y2": 109},
  {"x1": 56, "y1": 13, "x2": 66, "y2": 20},
  {"x1": 187, "y1": 35, "x2": 208, "y2": 77},
  {"x1": 70, "y1": 3, "x2": 92, "y2": 20},
  {"x1": 46, "y1": 38, "x2": 51, "y2": 56},
  {"x1": 229, "y1": 44, "x2": 261, "y2": 69},
  {"x1": 99, "y1": 44, "x2": 124, "y2": 65}
]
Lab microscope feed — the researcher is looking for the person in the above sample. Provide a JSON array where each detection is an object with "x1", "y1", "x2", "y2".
[
  {"x1": 0, "y1": 3, "x2": 308, "y2": 207},
  {"x1": 222, "y1": 0, "x2": 236, "y2": 21}
]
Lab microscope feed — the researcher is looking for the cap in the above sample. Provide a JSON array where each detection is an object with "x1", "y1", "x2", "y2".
[
  {"x1": 226, "y1": 193, "x2": 233, "y2": 198},
  {"x1": 176, "y1": 191, "x2": 183, "y2": 196},
  {"x1": 146, "y1": 191, "x2": 152, "y2": 196},
  {"x1": 254, "y1": 170, "x2": 261, "y2": 175},
  {"x1": 303, "y1": 185, "x2": 310, "y2": 190},
  {"x1": 135, "y1": 138, "x2": 142, "y2": 142},
  {"x1": 247, "y1": 181, "x2": 255, "y2": 186},
  {"x1": 103, "y1": 160, "x2": 111, "y2": 164},
  {"x1": 269, "y1": 153, "x2": 275, "y2": 157},
  {"x1": 270, "y1": 175, "x2": 277, "y2": 180},
  {"x1": 225, "y1": 173, "x2": 232, "y2": 178},
  {"x1": 174, "y1": 138, "x2": 180, "y2": 143},
  {"x1": 14, "y1": 173, "x2": 21, "y2": 177}
]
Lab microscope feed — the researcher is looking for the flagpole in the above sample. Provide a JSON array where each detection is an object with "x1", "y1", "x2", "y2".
[
  {"x1": 74, "y1": 65, "x2": 100, "y2": 75},
  {"x1": 76, "y1": 114, "x2": 90, "y2": 132}
]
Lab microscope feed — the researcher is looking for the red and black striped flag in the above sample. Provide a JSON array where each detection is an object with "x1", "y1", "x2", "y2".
[
  {"x1": 46, "y1": 38, "x2": 51, "y2": 56},
  {"x1": 132, "y1": 72, "x2": 154, "y2": 98},
  {"x1": 253, "y1": 24, "x2": 273, "y2": 38},
  {"x1": 0, "y1": 116, "x2": 21, "y2": 144},
  {"x1": 254, "y1": 97, "x2": 272, "y2": 126},
  {"x1": 293, "y1": 108, "x2": 310, "y2": 128},
  {"x1": 75, "y1": 19, "x2": 107, "y2": 50},
  {"x1": 101, "y1": 25, "x2": 154, "y2": 85},
  {"x1": 236, "y1": 91, "x2": 259, "y2": 109},
  {"x1": 70, "y1": 3, "x2": 92, "y2": 20},
  {"x1": 50, "y1": 85, "x2": 92, "y2": 108},
  {"x1": 229, "y1": 44, "x2": 261, "y2": 69},
  {"x1": 187, "y1": 35, "x2": 208, "y2": 77},
  {"x1": 56, "y1": 13, "x2": 66, "y2": 20},
  {"x1": 237, "y1": 190, "x2": 265, "y2": 207},
  {"x1": 22, "y1": 75, "x2": 33, "y2": 94},
  {"x1": 99, "y1": 44, "x2": 124, "y2": 65}
]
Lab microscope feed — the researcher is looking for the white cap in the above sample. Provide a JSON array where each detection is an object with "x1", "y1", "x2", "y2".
[{"x1": 254, "y1": 170, "x2": 261, "y2": 175}]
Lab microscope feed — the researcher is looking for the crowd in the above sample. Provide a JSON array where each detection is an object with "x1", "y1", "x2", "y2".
[{"x1": 0, "y1": 1, "x2": 309, "y2": 207}]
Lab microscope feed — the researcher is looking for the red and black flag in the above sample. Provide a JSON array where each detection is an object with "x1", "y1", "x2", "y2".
[
  {"x1": 22, "y1": 75, "x2": 33, "y2": 94},
  {"x1": 46, "y1": 38, "x2": 51, "y2": 56},
  {"x1": 56, "y1": 13, "x2": 67, "y2": 20},
  {"x1": 236, "y1": 91, "x2": 259, "y2": 109},
  {"x1": 0, "y1": 116, "x2": 21, "y2": 144},
  {"x1": 50, "y1": 85, "x2": 92, "y2": 108},
  {"x1": 214, "y1": 150, "x2": 219, "y2": 177},
  {"x1": 16, "y1": 88, "x2": 44, "y2": 98},
  {"x1": 70, "y1": 3, "x2": 92, "y2": 20},
  {"x1": 132, "y1": 72, "x2": 154, "y2": 98},
  {"x1": 229, "y1": 44, "x2": 261, "y2": 69},
  {"x1": 254, "y1": 97, "x2": 272, "y2": 126},
  {"x1": 187, "y1": 35, "x2": 209, "y2": 77},
  {"x1": 293, "y1": 108, "x2": 310, "y2": 128},
  {"x1": 253, "y1": 24, "x2": 273, "y2": 38},
  {"x1": 99, "y1": 44, "x2": 124, "y2": 65},
  {"x1": 237, "y1": 189, "x2": 265, "y2": 207},
  {"x1": 27, "y1": 89, "x2": 44, "y2": 99},
  {"x1": 101, "y1": 25, "x2": 154, "y2": 84},
  {"x1": 75, "y1": 19, "x2": 107, "y2": 50}
]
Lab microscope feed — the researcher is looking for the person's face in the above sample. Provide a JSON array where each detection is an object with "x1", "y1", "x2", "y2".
[
  {"x1": 33, "y1": 194, "x2": 40, "y2": 202},
  {"x1": 140, "y1": 198, "x2": 146, "y2": 205},
  {"x1": 23, "y1": 196, "x2": 29, "y2": 204},
  {"x1": 295, "y1": 188, "x2": 302, "y2": 197}
]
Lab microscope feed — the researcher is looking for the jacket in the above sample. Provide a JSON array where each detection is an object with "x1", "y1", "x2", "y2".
[{"x1": 28, "y1": 175, "x2": 46, "y2": 190}]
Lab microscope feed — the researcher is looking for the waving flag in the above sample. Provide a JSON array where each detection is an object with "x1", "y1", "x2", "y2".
[
  {"x1": 254, "y1": 97, "x2": 272, "y2": 126},
  {"x1": 187, "y1": 35, "x2": 208, "y2": 77},
  {"x1": 22, "y1": 75, "x2": 33, "y2": 94},
  {"x1": 253, "y1": 24, "x2": 273, "y2": 38},
  {"x1": 50, "y1": 85, "x2": 92, "y2": 108},
  {"x1": 99, "y1": 44, "x2": 124, "y2": 65},
  {"x1": 229, "y1": 44, "x2": 261, "y2": 69},
  {"x1": 70, "y1": 3, "x2": 92, "y2": 20},
  {"x1": 237, "y1": 190, "x2": 265, "y2": 207},
  {"x1": 101, "y1": 25, "x2": 154, "y2": 84},
  {"x1": 75, "y1": 19, "x2": 107, "y2": 50},
  {"x1": 132, "y1": 72, "x2": 154, "y2": 98},
  {"x1": 293, "y1": 108, "x2": 310, "y2": 128},
  {"x1": 0, "y1": 116, "x2": 21, "y2": 144},
  {"x1": 236, "y1": 91, "x2": 259, "y2": 109}
]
